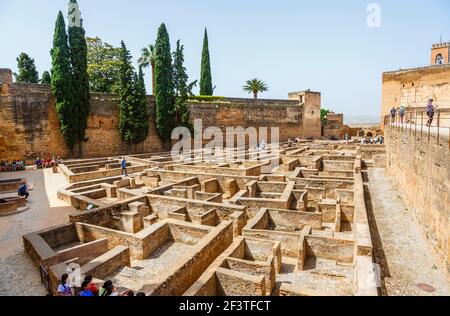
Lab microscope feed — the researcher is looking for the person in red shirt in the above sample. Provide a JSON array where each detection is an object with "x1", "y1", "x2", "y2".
[{"x1": 84, "y1": 275, "x2": 99, "y2": 296}]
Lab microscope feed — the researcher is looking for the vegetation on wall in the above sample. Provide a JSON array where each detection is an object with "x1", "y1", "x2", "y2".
[
  {"x1": 188, "y1": 95, "x2": 225, "y2": 102},
  {"x1": 68, "y1": 4, "x2": 90, "y2": 156},
  {"x1": 154, "y1": 23, "x2": 175, "y2": 142},
  {"x1": 242, "y1": 78, "x2": 268, "y2": 100},
  {"x1": 199, "y1": 28, "x2": 213, "y2": 96},
  {"x1": 86, "y1": 37, "x2": 122, "y2": 94},
  {"x1": 51, "y1": 11, "x2": 77, "y2": 152},
  {"x1": 14, "y1": 53, "x2": 39, "y2": 83}
]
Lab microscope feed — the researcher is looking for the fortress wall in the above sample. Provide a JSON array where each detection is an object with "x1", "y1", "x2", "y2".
[
  {"x1": 0, "y1": 68, "x2": 316, "y2": 161},
  {"x1": 385, "y1": 126, "x2": 450, "y2": 275}
]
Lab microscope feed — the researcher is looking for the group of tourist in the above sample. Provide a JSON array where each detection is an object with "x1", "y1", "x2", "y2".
[
  {"x1": 361, "y1": 136, "x2": 383, "y2": 145},
  {"x1": 288, "y1": 137, "x2": 301, "y2": 145},
  {"x1": 56, "y1": 274, "x2": 146, "y2": 297},
  {"x1": 0, "y1": 160, "x2": 26, "y2": 172},
  {"x1": 390, "y1": 98, "x2": 436, "y2": 127},
  {"x1": 35, "y1": 156, "x2": 62, "y2": 169}
]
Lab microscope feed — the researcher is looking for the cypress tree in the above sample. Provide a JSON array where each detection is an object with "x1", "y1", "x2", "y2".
[
  {"x1": 199, "y1": 28, "x2": 213, "y2": 96},
  {"x1": 173, "y1": 40, "x2": 191, "y2": 128},
  {"x1": 154, "y1": 23, "x2": 175, "y2": 142},
  {"x1": 68, "y1": 0, "x2": 90, "y2": 157},
  {"x1": 15, "y1": 53, "x2": 39, "y2": 83},
  {"x1": 51, "y1": 11, "x2": 76, "y2": 153},
  {"x1": 41, "y1": 71, "x2": 51, "y2": 84},
  {"x1": 118, "y1": 41, "x2": 134, "y2": 152},
  {"x1": 133, "y1": 67, "x2": 150, "y2": 146}
]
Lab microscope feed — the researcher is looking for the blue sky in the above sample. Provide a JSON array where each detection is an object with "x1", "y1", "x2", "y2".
[{"x1": 1, "y1": 0, "x2": 449, "y2": 116}]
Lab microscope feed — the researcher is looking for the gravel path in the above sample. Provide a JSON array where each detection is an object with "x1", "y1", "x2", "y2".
[
  {"x1": 365, "y1": 168, "x2": 450, "y2": 296},
  {"x1": 0, "y1": 169, "x2": 74, "y2": 296}
]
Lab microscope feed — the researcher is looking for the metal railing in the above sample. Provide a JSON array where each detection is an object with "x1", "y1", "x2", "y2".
[{"x1": 384, "y1": 108, "x2": 450, "y2": 148}]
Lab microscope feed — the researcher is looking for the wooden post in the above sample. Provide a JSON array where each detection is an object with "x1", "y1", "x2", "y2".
[
  {"x1": 436, "y1": 110, "x2": 440, "y2": 146},
  {"x1": 414, "y1": 110, "x2": 417, "y2": 137},
  {"x1": 421, "y1": 112, "x2": 423, "y2": 139}
]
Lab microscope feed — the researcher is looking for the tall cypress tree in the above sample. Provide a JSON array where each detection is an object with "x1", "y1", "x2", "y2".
[
  {"x1": 134, "y1": 67, "x2": 150, "y2": 146},
  {"x1": 51, "y1": 11, "x2": 76, "y2": 153},
  {"x1": 118, "y1": 42, "x2": 149, "y2": 153},
  {"x1": 68, "y1": 0, "x2": 90, "y2": 157},
  {"x1": 15, "y1": 53, "x2": 39, "y2": 83},
  {"x1": 199, "y1": 28, "x2": 213, "y2": 96},
  {"x1": 118, "y1": 41, "x2": 134, "y2": 152},
  {"x1": 154, "y1": 23, "x2": 175, "y2": 142},
  {"x1": 173, "y1": 40, "x2": 190, "y2": 128}
]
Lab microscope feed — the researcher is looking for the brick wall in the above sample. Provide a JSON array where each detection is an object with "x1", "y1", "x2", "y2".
[{"x1": 385, "y1": 126, "x2": 449, "y2": 275}]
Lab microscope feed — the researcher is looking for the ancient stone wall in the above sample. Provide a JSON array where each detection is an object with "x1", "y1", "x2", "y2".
[
  {"x1": 385, "y1": 126, "x2": 449, "y2": 275},
  {"x1": 0, "y1": 68, "x2": 318, "y2": 161}
]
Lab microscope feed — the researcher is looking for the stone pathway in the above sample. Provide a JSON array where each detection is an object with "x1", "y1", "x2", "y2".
[
  {"x1": 365, "y1": 168, "x2": 450, "y2": 296},
  {"x1": 0, "y1": 168, "x2": 74, "y2": 296}
]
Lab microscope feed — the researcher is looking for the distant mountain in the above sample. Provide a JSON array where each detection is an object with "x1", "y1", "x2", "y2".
[{"x1": 344, "y1": 115, "x2": 381, "y2": 127}]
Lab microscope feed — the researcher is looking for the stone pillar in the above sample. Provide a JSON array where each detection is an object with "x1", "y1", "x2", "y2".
[
  {"x1": 120, "y1": 211, "x2": 143, "y2": 234},
  {"x1": 128, "y1": 201, "x2": 149, "y2": 217}
]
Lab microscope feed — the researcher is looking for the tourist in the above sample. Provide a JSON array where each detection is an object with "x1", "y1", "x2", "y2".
[
  {"x1": 56, "y1": 273, "x2": 73, "y2": 296},
  {"x1": 136, "y1": 292, "x2": 146, "y2": 296},
  {"x1": 390, "y1": 107, "x2": 397, "y2": 124},
  {"x1": 18, "y1": 182, "x2": 29, "y2": 200},
  {"x1": 399, "y1": 105, "x2": 406, "y2": 124},
  {"x1": 84, "y1": 275, "x2": 99, "y2": 296},
  {"x1": 380, "y1": 136, "x2": 384, "y2": 145},
  {"x1": 80, "y1": 281, "x2": 94, "y2": 297},
  {"x1": 121, "y1": 158, "x2": 128, "y2": 177},
  {"x1": 260, "y1": 140, "x2": 266, "y2": 150},
  {"x1": 426, "y1": 99, "x2": 435, "y2": 127}
]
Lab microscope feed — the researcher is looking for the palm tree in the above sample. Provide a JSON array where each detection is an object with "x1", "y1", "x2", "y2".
[
  {"x1": 138, "y1": 44, "x2": 156, "y2": 94},
  {"x1": 243, "y1": 78, "x2": 268, "y2": 100}
]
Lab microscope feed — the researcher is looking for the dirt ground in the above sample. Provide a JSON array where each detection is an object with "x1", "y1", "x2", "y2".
[
  {"x1": 364, "y1": 168, "x2": 450, "y2": 296},
  {"x1": 0, "y1": 168, "x2": 74, "y2": 296}
]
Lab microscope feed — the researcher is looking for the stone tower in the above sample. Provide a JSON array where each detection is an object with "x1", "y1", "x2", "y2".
[{"x1": 431, "y1": 42, "x2": 450, "y2": 65}]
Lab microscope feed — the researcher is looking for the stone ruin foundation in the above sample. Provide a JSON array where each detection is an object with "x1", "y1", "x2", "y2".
[{"x1": 23, "y1": 141, "x2": 382, "y2": 296}]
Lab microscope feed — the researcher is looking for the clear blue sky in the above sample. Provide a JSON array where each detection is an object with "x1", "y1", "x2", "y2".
[{"x1": 1, "y1": 0, "x2": 449, "y2": 116}]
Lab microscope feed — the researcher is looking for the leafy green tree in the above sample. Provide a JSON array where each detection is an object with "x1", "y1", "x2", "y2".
[
  {"x1": 199, "y1": 28, "x2": 213, "y2": 96},
  {"x1": 138, "y1": 44, "x2": 156, "y2": 95},
  {"x1": 68, "y1": 0, "x2": 90, "y2": 157},
  {"x1": 154, "y1": 23, "x2": 175, "y2": 142},
  {"x1": 41, "y1": 71, "x2": 51, "y2": 84},
  {"x1": 14, "y1": 53, "x2": 39, "y2": 83},
  {"x1": 51, "y1": 11, "x2": 76, "y2": 153},
  {"x1": 321, "y1": 109, "x2": 331, "y2": 122},
  {"x1": 173, "y1": 40, "x2": 191, "y2": 128},
  {"x1": 242, "y1": 78, "x2": 268, "y2": 100},
  {"x1": 86, "y1": 37, "x2": 122, "y2": 93}
]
